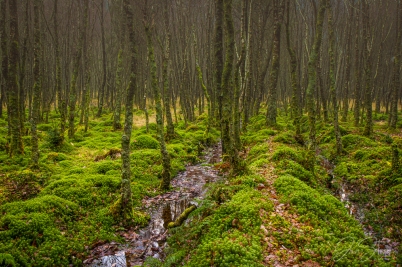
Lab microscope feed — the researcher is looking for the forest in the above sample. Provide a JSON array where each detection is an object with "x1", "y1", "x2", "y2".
[{"x1": 0, "y1": 0, "x2": 401, "y2": 266}]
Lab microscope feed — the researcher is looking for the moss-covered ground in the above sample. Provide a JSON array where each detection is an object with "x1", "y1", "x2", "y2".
[
  {"x1": 1, "y1": 109, "x2": 401, "y2": 266},
  {"x1": 0, "y1": 110, "x2": 219, "y2": 266},
  {"x1": 152, "y1": 112, "x2": 401, "y2": 267}
]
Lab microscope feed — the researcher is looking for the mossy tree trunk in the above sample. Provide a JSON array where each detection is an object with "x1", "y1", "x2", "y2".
[
  {"x1": 163, "y1": 3, "x2": 175, "y2": 141},
  {"x1": 342, "y1": 8, "x2": 353, "y2": 122},
  {"x1": 54, "y1": 0, "x2": 65, "y2": 141},
  {"x1": 222, "y1": 0, "x2": 241, "y2": 173},
  {"x1": 97, "y1": 1, "x2": 107, "y2": 118},
  {"x1": 362, "y1": 0, "x2": 373, "y2": 137},
  {"x1": 30, "y1": 0, "x2": 42, "y2": 168},
  {"x1": 8, "y1": 0, "x2": 24, "y2": 156},
  {"x1": 68, "y1": 0, "x2": 88, "y2": 139},
  {"x1": 113, "y1": 49, "x2": 123, "y2": 131},
  {"x1": 327, "y1": 0, "x2": 342, "y2": 155},
  {"x1": 306, "y1": 0, "x2": 326, "y2": 149},
  {"x1": 266, "y1": 0, "x2": 283, "y2": 127},
  {"x1": 144, "y1": 11, "x2": 171, "y2": 191},
  {"x1": 1, "y1": 0, "x2": 8, "y2": 122},
  {"x1": 389, "y1": 1, "x2": 401, "y2": 129},
  {"x1": 118, "y1": 0, "x2": 137, "y2": 223},
  {"x1": 196, "y1": 62, "x2": 212, "y2": 140},
  {"x1": 214, "y1": 0, "x2": 224, "y2": 148},
  {"x1": 353, "y1": 8, "x2": 361, "y2": 127},
  {"x1": 285, "y1": 0, "x2": 302, "y2": 142}
]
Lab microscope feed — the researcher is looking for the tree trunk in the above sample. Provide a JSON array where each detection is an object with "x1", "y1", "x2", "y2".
[
  {"x1": 285, "y1": 0, "x2": 302, "y2": 142},
  {"x1": 306, "y1": 0, "x2": 326, "y2": 149},
  {"x1": 327, "y1": 0, "x2": 342, "y2": 155},
  {"x1": 363, "y1": 0, "x2": 373, "y2": 136},
  {"x1": 117, "y1": 0, "x2": 137, "y2": 223},
  {"x1": 214, "y1": 0, "x2": 224, "y2": 147},
  {"x1": 97, "y1": 1, "x2": 107, "y2": 118},
  {"x1": 8, "y1": 0, "x2": 24, "y2": 156},
  {"x1": 144, "y1": 18, "x2": 171, "y2": 191},
  {"x1": 30, "y1": 0, "x2": 42, "y2": 168},
  {"x1": 266, "y1": 0, "x2": 283, "y2": 126},
  {"x1": 113, "y1": 49, "x2": 123, "y2": 131}
]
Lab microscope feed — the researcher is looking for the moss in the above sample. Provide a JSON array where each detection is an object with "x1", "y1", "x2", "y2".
[
  {"x1": 183, "y1": 189, "x2": 271, "y2": 267},
  {"x1": 185, "y1": 124, "x2": 199, "y2": 132},
  {"x1": 271, "y1": 146, "x2": 303, "y2": 164},
  {"x1": 276, "y1": 160, "x2": 314, "y2": 183},
  {"x1": 248, "y1": 143, "x2": 269, "y2": 161},
  {"x1": 273, "y1": 131, "x2": 297, "y2": 144},
  {"x1": 273, "y1": 175, "x2": 388, "y2": 266},
  {"x1": 0, "y1": 253, "x2": 16, "y2": 266},
  {"x1": 94, "y1": 160, "x2": 121, "y2": 174},
  {"x1": 37, "y1": 123, "x2": 53, "y2": 132},
  {"x1": 47, "y1": 152, "x2": 68, "y2": 162},
  {"x1": 342, "y1": 134, "x2": 376, "y2": 150},
  {"x1": 131, "y1": 134, "x2": 160, "y2": 150},
  {"x1": 241, "y1": 129, "x2": 276, "y2": 145}
]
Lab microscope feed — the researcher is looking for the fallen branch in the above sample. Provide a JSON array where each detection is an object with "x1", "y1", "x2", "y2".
[{"x1": 167, "y1": 205, "x2": 196, "y2": 228}]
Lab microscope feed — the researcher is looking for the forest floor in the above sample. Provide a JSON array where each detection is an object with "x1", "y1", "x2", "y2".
[{"x1": 0, "y1": 110, "x2": 401, "y2": 267}]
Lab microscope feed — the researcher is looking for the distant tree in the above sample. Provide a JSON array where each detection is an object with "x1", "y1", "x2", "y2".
[{"x1": 8, "y1": 0, "x2": 24, "y2": 156}]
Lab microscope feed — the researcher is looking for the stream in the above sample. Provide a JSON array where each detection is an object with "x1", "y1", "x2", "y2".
[
  {"x1": 84, "y1": 142, "x2": 222, "y2": 267},
  {"x1": 319, "y1": 155, "x2": 400, "y2": 260}
]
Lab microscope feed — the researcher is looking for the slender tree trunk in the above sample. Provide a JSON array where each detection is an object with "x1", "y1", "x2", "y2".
[
  {"x1": 222, "y1": 0, "x2": 240, "y2": 173},
  {"x1": 353, "y1": 8, "x2": 361, "y2": 127},
  {"x1": 163, "y1": 4, "x2": 175, "y2": 140},
  {"x1": 306, "y1": 0, "x2": 326, "y2": 149},
  {"x1": 30, "y1": 0, "x2": 42, "y2": 168},
  {"x1": 68, "y1": 0, "x2": 88, "y2": 139},
  {"x1": 97, "y1": 1, "x2": 107, "y2": 117},
  {"x1": 113, "y1": 49, "x2": 123, "y2": 131},
  {"x1": 214, "y1": 0, "x2": 224, "y2": 147},
  {"x1": 389, "y1": 1, "x2": 401, "y2": 129},
  {"x1": 118, "y1": 0, "x2": 137, "y2": 223},
  {"x1": 363, "y1": 0, "x2": 373, "y2": 136},
  {"x1": 342, "y1": 8, "x2": 353, "y2": 122},
  {"x1": 328, "y1": 0, "x2": 342, "y2": 155},
  {"x1": 0, "y1": 0, "x2": 8, "y2": 121},
  {"x1": 144, "y1": 17, "x2": 171, "y2": 191},
  {"x1": 8, "y1": 0, "x2": 24, "y2": 156},
  {"x1": 285, "y1": 0, "x2": 302, "y2": 142},
  {"x1": 266, "y1": 0, "x2": 283, "y2": 126}
]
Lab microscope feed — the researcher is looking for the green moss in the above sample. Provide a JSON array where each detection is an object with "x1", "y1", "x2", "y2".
[
  {"x1": 271, "y1": 147, "x2": 303, "y2": 164},
  {"x1": 273, "y1": 131, "x2": 297, "y2": 144},
  {"x1": 47, "y1": 152, "x2": 68, "y2": 162},
  {"x1": 0, "y1": 253, "x2": 16, "y2": 266},
  {"x1": 342, "y1": 134, "x2": 376, "y2": 150},
  {"x1": 131, "y1": 134, "x2": 160, "y2": 150},
  {"x1": 276, "y1": 160, "x2": 314, "y2": 183},
  {"x1": 248, "y1": 143, "x2": 269, "y2": 161},
  {"x1": 273, "y1": 175, "x2": 388, "y2": 266},
  {"x1": 184, "y1": 189, "x2": 271, "y2": 267},
  {"x1": 37, "y1": 123, "x2": 53, "y2": 132},
  {"x1": 94, "y1": 160, "x2": 121, "y2": 174}
]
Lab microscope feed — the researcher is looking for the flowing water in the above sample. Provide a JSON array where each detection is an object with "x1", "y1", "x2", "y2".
[
  {"x1": 84, "y1": 142, "x2": 222, "y2": 267},
  {"x1": 319, "y1": 155, "x2": 399, "y2": 260}
]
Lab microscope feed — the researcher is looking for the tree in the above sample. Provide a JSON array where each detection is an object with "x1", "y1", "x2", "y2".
[
  {"x1": 285, "y1": 0, "x2": 302, "y2": 143},
  {"x1": 144, "y1": 3, "x2": 172, "y2": 191},
  {"x1": 30, "y1": 0, "x2": 42, "y2": 168},
  {"x1": 266, "y1": 0, "x2": 284, "y2": 126},
  {"x1": 8, "y1": 0, "x2": 24, "y2": 156},
  {"x1": 214, "y1": 0, "x2": 224, "y2": 147},
  {"x1": 115, "y1": 0, "x2": 138, "y2": 223},
  {"x1": 306, "y1": 0, "x2": 326, "y2": 149},
  {"x1": 363, "y1": 0, "x2": 373, "y2": 136},
  {"x1": 327, "y1": 0, "x2": 342, "y2": 155}
]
